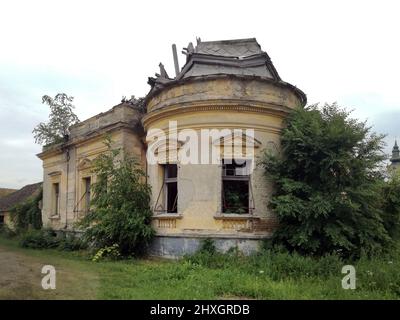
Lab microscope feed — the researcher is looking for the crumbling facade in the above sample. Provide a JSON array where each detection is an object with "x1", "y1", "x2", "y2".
[{"x1": 37, "y1": 38, "x2": 306, "y2": 257}]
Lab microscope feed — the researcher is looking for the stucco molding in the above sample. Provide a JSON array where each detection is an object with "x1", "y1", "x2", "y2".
[
  {"x1": 145, "y1": 74, "x2": 307, "y2": 107},
  {"x1": 213, "y1": 214, "x2": 262, "y2": 220},
  {"x1": 142, "y1": 102, "x2": 291, "y2": 128},
  {"x1": 152, "y1": 214, "x2": 183, "y2": 220}
]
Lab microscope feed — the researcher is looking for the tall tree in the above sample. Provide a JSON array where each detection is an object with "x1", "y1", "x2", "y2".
[
  {"x1": 261, "y1": 103, "x2": 391, "y2": 258},
  {"x1": 33, "y1": 93, "x2": 80, "y2": 145},
  {"x1": 78, "y1": 137, "x2": 154, "y2": 256}
]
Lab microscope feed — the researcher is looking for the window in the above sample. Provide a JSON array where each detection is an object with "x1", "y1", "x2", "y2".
[
  {"x1": 83, "y1": 177, "x2": 91, "y2": 213},
  {"x1": 52, "y1": 183, "x2": 60, "y2": 216},
  {"x1": 164, "y1": 164, "x2": 178, "y2": 213},
  {"x1": 222, "y1": 159, "x2": 251, "y2": 214},
  {"x1": 0, "y1": 215, "x2": 4, "y2": 225}
]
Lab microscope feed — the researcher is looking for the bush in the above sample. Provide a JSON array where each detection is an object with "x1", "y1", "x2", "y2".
[
  {"x1": 381, "y1": 170, "x2": 400, "y2": 239},
  {"x1": 78, "y1": 137, "x2": 154, "y2": 257},
  {"x1": 0, "y1": 224, "x2": 17, "y2": 239},
  {"x1": 10, "y1": 189, "x2": 42, "y2": 233},
  {"x1": 260, "y1": 103, "x2": 391, "y2": 258},
  {"x1": 58, "y1": 234, "x2": 87, "y2": 251},
  {"x1": 199, "y1": 238, "x2": 217, "y2": 255},
  {"x1": 92, "y1": 244, "x2": 121, "y2": 262},
  {"x1": 19, "y1": 229, "x2": 60, "y2": 249}
]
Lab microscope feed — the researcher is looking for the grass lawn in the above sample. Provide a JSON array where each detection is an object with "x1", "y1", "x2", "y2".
[{"x1": 0, "y1": 236, "x2": 399, "y2": 300}]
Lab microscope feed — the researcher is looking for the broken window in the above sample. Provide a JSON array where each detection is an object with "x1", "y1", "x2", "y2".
[
  {"x1": 83, "y1": 177, "x2": 91, "y2": 213},
  {"x1": 222, "y1": 159, "x2": 251, "y2": 214},
  {"x1": 164, "y1": 164, "x2": 178, "y2": 213},
  {"x1": 52, "y1": 182, "x2": 60, "y2": 216}
]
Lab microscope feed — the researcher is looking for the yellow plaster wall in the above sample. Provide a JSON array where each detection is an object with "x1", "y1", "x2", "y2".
[{"x1": 145, "y1": 77, "x2": 299, "y2": 238}]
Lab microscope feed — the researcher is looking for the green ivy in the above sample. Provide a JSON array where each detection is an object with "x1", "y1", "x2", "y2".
[{"x1": 10, "y1": 188, "x2": 42, "y2": 233}]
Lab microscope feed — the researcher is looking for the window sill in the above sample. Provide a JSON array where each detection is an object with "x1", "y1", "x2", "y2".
[
  {"x1": 214, "y1": 213, "x2": 261, "y2": 220},
  {"x1": 49, "y1": 215, "x2": 60, "y2": 220},
  {"x1": 152, "y1": 213, "x2": 183, "y2": 219}
]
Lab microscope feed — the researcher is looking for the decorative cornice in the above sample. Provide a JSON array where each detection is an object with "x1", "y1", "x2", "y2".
[
  {"x1": 143, "y1": 101, "x2": 291, "y2": 128},
  {"x1": 145, "y1": 74, "x2": 307, "y2": 107}
]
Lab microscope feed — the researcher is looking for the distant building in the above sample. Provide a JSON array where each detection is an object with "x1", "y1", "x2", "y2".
[
  {"x1": 0, "y1": 182, "x2": 42, "y2": 228},
  {"x1": 37, "y1": 38, "x2": 306, "y2": 257},
  {"x1": 390, "y1": 140, "x2": 400, "y2": 172}
]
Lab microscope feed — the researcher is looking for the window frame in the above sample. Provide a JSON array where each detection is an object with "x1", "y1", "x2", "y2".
[
  {"x1": 52, "y1": 182, "x2": 60, "y2": 217},
  {"x1": 164, "y1": 164, "x2": 178, "y2": 214},
  {"x1": 221, "y1": 158, "x2": 253, "y2": 214},
  {"x1": 83, "y1": 176, "x2": 91, "y2": 214}
]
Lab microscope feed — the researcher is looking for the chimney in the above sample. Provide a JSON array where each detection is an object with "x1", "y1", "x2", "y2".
[{"x1": 172, "y1": 44, "x2": 180, "y2": 78}]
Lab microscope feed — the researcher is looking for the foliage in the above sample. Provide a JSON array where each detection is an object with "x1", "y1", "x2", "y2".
[
  {"x1": 260, "y1": 103, "x2": 391, "y2": 258},
  {"x1": 78, "y1": 136, "x2": 155, "y2": 257},
  {"x1": 33, "y1": 93, "x2": 80, "y2": 145},
  {"x1": 57, "y1": 234, "x2": 88, "y2": 251},
  {"x1": 223, "y1": 188, "x2": 247, "y2": 214},
  {"x1": 0, "y1": 224, "x2": 17, "y2": 239},
  {"x1": 18, "y1": 229, "x2": 87, "y2": 251},
  {"x1": 380, "y1": 170, "x2": 400, "y2": 239},
  {"x1": 199, "y1": 238, "x2": 217, "y2": 255},
  {"x1": 10, "y1": 189, "x2": 42, "y2": 233},
  {"x1": 19, "y1": 229, "x2": 60, "y2": 249},
  {"x1": 92, "y1": 244, "x2": 121, "y2": 262}
]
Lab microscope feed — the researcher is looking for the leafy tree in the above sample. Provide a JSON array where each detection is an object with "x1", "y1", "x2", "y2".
[
  {"x1": 78, "y1": 137, "x2": 154, "y2": 257},
  {"x1": 10, "y1": 188, "x2": 43, "y2": 233},
  {"x1": 33, "y1": 93, "x2": 80, "y2": 145},
  {"x1": 381, "y1": 170, "x2": 400, "y2": 239},
  {"x1": 261, "y1": 103, "x2": 391, "y2": 258}
]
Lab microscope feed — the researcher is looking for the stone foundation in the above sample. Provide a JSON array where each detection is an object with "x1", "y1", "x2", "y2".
[{"x1": 149, "y1": 234, "x2": 267, "y2": 258}]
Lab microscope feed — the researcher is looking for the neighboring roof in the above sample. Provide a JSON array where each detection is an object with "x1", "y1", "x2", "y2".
[
  {"x1": 147, "y1": 37, "x2": 306, "y2": 106},
  {"x1": 0, "y1": 182, "x2": 42, "y2": 212},
  {"x1": 0, "y1": 188, "x2": 17, "y2": 199}
]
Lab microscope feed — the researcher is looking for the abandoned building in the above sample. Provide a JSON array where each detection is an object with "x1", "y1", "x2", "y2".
[
  {"x1": 37, "y1": 38, "x2": 307, "y2": 257},
  {"x1": 0, "y1": 182, "x2": 42, "y2": 228}
]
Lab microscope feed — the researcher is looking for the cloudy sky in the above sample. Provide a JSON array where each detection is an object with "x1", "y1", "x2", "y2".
[{"x1": 1, "y1": 0, "x2": 399, "y2": 188}]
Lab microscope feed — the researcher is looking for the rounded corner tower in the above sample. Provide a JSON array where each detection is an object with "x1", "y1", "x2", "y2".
[{"x1": 142, "y1": 37, "x2": 306, "y2": 258}]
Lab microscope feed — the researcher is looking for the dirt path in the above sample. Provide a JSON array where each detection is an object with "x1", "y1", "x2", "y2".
[{"x1": 0, "y1": 244, "x2": 99, "y2": 299}]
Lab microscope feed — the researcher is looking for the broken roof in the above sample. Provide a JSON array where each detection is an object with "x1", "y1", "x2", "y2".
[
  {"x1": 194, "y1": 38, "x2": 262, "y2": 57},
  {"x1": 147, "y1": 37, "x2": 306, "y2": 105},
  {"x1": 0, "y1": 182, "x2": 42, "y2": 212}
]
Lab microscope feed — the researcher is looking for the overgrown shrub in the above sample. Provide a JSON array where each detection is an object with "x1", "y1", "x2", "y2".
[
  {"x1": 199, "y1": 238, "x2": 217, "y2": 255},
  {"x1": 58, "y1": 234, "x2": 87, "y2": 251},
  {"x1": 18, "y1": 229, "x2": 88, "y2": 251},
  {"x1": 381, "y1": 170, "x2": 400, "y2": 239},
  {"x1": 92, "y1": 244, "x2": 121, "y2": 262},
  {"x1": 261, "y1": 103, "x2": 391, "y2": 258},
  {"x1": 19, "y1": 229, "x2": 60, "y2": 249},
  {"x1": 0, "y1": 224, "x2": 16, "y2": 239},
  {"x1": 78, "y1": 137, "x2": 154, "y2": 257}
]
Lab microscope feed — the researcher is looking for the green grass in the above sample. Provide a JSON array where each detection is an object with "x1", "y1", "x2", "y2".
[{"x1": 0, "y1": 237, "x2": 399, "y2": 299}]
